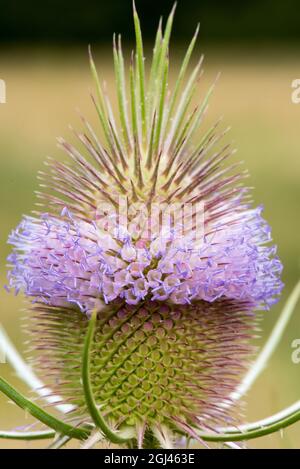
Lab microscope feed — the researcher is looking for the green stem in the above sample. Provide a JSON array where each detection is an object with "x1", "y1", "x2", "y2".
[
  {"x1": 199, "y1": 399, "x2": 300, "y2": 442},
  {"x1": 0, "y1": 429, "x2": 55, "y2": 440},
  {"x1": 0, "y1": 324, "x2": 73, "y2": 414},
  {"x1": 0, "y1": 376, "x2": 89, "y2": 440},
  {"x1": 81, "y1": 310, "x2": 131, "y2": 445},
  {"x1": 231, "y1": 280, "x2": 300, "y2": 402}
]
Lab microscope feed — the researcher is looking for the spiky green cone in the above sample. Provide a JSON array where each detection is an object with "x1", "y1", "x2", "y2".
[{"x1": 29, "y1": 299, "x2": 255, "y2": 447}]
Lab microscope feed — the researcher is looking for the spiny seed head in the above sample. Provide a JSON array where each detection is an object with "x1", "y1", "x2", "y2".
[
  {"x1": 6, "y1": 4, "x2": 283, "y2": 447},
  {"x1": 29, "y1": 299, "x2": 255, "y2": 445}
]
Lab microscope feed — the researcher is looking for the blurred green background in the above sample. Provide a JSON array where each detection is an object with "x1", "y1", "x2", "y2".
[{"x1": 0, "y1": 0, "x2": 300, "y2": 449}]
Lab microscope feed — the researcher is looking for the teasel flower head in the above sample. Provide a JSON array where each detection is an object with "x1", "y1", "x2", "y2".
[{"x1": 6, "y1": 3, "x2": 283, "y2": 448}]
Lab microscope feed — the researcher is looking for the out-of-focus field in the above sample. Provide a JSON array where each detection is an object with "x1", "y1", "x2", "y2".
[{"x1": 0, "y1": 45, "x2": 299, "y2": 448}]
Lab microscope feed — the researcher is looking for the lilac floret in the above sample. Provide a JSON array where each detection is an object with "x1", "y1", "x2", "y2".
[{"x1": 6, "y1": 204, "x2": 283, "y2": 314}]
